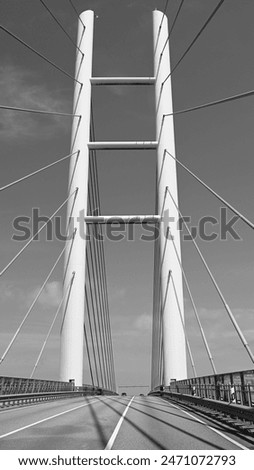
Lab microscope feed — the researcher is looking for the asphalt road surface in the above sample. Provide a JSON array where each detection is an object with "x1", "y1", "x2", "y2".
[{"x1": 0, "y1": 395, "x2": 253, "y2": 450}]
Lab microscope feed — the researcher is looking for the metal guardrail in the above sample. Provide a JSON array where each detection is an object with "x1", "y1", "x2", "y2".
[
  {"x1": 0, "y1": 390, "x2": 86, "y2": 409},
  {"x1": 150, "y1": 369, "x2": 254, "y2": 429},
  {"x1": 0, "y1": 388, "x2": 117, "y2": 409},
  {"x1": 0, "y1": 376, "x2": 117, "y2": 409},
  {"x1": 168, "y1": 383, "x2": 254, "y2": 407},
  {"x1": 150, "y1": 390, "x2": 254, "y2": 425},
  {"x1": 152, "y1": 368, "x2": 254, "y2": 407},
  {"x1": 0, "y1": 376, "x2": 74, "y2": 395}
]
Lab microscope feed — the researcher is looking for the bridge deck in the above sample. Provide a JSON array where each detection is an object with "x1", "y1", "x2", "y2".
[{"x1": 0, "y1": 396, "x2": 252, "y2": 450}]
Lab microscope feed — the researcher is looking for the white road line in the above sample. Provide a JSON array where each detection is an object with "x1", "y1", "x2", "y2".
[
  {"x1": 169, "y1": 402, "x2": 249, "y2": 450},
  {"x1": 0, "y1": 399, "x2": 100, "y2": 440},
  {"x1": 105, "y1": 396, "x2": 134, "y2": 450}
]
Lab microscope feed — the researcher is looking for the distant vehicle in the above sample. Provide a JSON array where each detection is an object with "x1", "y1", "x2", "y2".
[
  {"x1": 139, "y1": 393, "x2": 144, "y2": 396},
  {"x1": 121, "y1": 392, "x2": 127, "y2": 396}
]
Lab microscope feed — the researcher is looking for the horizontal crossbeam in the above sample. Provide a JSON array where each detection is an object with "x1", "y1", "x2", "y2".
[
  {"x1": 84, "y1": 215, "x2": 161, "y2": 224},
  {"x1": 91, "y1": 77, "x2": 155, "y2": 85},
  {"x1": 88, "y1": 141, "x2": 157, "y2": 150}
]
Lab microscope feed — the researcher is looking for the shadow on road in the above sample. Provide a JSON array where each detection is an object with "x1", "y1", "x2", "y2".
[{"x1": 102, "y1": 396, "x2": 224, "y2": 449}]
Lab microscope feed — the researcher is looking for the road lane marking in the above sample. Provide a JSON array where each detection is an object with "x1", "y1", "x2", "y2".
[
  {"x1": 0, "y1": 399, "x2": 101, "y2": 440},
  {"x1": 105, "y1": 396, "x2": 134, "y2": 450},
  {"x1": 169, "y1": 402, "x2": 249, "y2": 450}
]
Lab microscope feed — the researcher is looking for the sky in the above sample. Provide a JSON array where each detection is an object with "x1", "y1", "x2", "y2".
[{"x1": 0, "y1": 0, "x2": 254, "y2": 395}]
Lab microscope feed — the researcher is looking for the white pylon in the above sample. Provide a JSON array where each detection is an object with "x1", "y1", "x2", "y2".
[
  {"x1": 60, "y1": 11, "x2": 94, "y2": 386},
  {"x1": 153, "y1": 10, "x2": 187, "y2": 384}
]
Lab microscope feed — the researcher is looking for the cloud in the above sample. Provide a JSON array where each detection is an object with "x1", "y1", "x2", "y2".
[
  {"x1": 0, "y1": 281, "x2": 26, "y2": 304},
  {"x1": 185, "y1": 305, "x2": 254, "y2": 365},
  {"x1": 196, "y1": 306, "x2": 254, "y2": 335},
  {"x1": 0, "y1": 331, "x2": 60, "y2": 379},
  {"x1": 134, "y1": 312, "x2": 152, "y2": 331},
  {"x1": 29, "y1": 281, "x2": 62, "y2": 309},
  {"x1": 109, "y1": 287, "x2": 127, "y2": 302},
  {"x1": 108, "y1": 85, "x2": 128, "y2": 97},
  {"x1": 0, "y1": 64, "x2": 71, "y2": 139},
  {"x1": 183, "y1": 0, "x2": 208, "y2": 11},
  {"x1": 0, "y1": 280, "x2": 62, "y2": 309}
]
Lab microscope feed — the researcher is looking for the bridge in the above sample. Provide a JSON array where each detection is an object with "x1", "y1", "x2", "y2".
[{"x1": 0, "y1": 0, "x2": 254, "y2": 451}]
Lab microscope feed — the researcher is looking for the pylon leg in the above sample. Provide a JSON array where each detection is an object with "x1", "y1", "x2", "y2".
[
  {"x1": 60, "y1": 11, "x2": 94, "y2": 386},
  {"x1": 153, "y1": 10, "x2": 187, "y2": 384}
]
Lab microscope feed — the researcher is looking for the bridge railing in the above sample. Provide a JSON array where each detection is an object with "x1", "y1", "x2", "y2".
[
  {"x1": 0, "y1": 376, "x2": 117, "y2": 406},
  {"x1": 167, "y1": 383, "x2": 254, "y2": 407},
  {"x1": 165, "y1": 368, "x2": 254, "y2": 407},
  {"x1": 0, "y1": 376, "x2": 75, "y2": 395}
]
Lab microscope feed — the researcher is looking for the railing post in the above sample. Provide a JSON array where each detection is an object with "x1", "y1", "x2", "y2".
[
  {"x1": 153, "y1": 10, "x2": 187, "y2": 384},
  {"x1": 60, "y1": 11, "x2": 94, "y2": 386}
]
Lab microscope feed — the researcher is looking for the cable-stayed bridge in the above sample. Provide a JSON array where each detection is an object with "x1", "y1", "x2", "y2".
[{"x1": 0, "y1": 0, "x2": 254, "y2": 450}]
